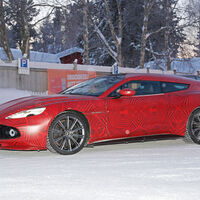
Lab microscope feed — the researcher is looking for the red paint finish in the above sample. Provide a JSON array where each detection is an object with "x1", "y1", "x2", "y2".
[
  {"x1": 106, "y1": 93, "x2": 169, "y2": 139},
  {"x1": 0, "y1": 73, "x2": 200, "y2": 151},
  {"x1": 119, "y1": 88, "x2": 135, "y2": 96}
]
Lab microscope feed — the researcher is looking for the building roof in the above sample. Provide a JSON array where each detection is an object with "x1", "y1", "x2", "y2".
[
  {"x1": 57, "y1": 47, "x2": 83, "y2": 59},
  {"x1": 0, "y1": 47, "x2": 83, "y2": 63}
]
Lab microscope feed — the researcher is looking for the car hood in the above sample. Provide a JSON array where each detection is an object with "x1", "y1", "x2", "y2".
[{"x1": 0, "y1": 94, "x2": 96, "y2": 117}]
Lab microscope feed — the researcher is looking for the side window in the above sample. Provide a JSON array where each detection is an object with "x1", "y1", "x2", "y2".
[
  {"x1": 161, "y1": 82, "x2": 189, "y2": 93},
  {"x1": 108, "y1": 81, "x2": 161, "y2": 97}
]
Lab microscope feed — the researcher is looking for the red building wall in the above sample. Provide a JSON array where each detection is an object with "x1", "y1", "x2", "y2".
[{"x1": 60, "y1": 52, "x2": 83, "y2": 64}]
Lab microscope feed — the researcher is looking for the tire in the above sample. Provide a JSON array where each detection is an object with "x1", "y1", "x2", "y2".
[
  {"x1": 47, "y1": 112, "x2": 89, "y2": 155},
  {"x1": 184, "y1": 109, "x2": 200, "y2": 144}
]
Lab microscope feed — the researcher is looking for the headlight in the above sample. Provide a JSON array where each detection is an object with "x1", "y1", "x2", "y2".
[{"x1": 6, "y1": 107, "x2": 46, "y2": 119}]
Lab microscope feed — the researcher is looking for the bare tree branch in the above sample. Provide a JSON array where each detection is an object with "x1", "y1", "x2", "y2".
[{"x1": 31, "y1": 7, "x2": 55, "y2": 27}]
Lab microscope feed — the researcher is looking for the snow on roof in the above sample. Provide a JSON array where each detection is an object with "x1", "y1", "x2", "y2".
[
  {"x1": 30, "y1": 51, "x2": 59, "y2": 63},
  {"x1": 0, "y1": 47, "x2": 83, "y2": 63},
  {"x1": 145, "y1": 57, "x2": 200, "y2": 74},
  {"x1": 0, "y1": 48, "x2": 22, "y2": 61},
  {"x1": 57, "y1": 47, "x2": 83, "y2": 59}
]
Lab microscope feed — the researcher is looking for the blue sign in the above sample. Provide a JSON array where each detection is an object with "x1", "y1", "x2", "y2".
[
  {"x1": 18, "y1": 58, "x2": 30, "y2": 75},
  {"x1": 21, "y1": 58, "x2": 28, "y2": 68},
  {"x1": 113, "y1": 64, "x2": 119, "y2": 74}
]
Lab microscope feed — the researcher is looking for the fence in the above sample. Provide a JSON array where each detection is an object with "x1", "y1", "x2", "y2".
[{"x1": 0, "y1": 60, "x2": 190, "y2": 93}]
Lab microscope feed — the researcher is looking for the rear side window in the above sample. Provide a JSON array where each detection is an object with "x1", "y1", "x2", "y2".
[{"x1": 161, "y1": 82, "x2": 189, "y2": 93}]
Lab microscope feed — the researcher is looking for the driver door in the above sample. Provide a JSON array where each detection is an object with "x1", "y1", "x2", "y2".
[{"x1": 106, "y1": 80, "x2": 169, "y2": 139}]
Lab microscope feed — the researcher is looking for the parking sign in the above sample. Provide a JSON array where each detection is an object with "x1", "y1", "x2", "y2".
[{"x1": 18, "y1": 58, "x2": 30, "y2": 75}]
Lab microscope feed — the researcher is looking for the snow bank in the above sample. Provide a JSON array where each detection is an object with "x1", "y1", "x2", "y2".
[
  {"x1": 145, "y1": 57, "x2": 200, "y2": 74},
  {"x1": 0, "y1": 88, "x2": 31, "y2": 105}
]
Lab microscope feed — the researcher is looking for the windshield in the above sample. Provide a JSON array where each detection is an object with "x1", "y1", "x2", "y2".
[{"x1": 61, "y1": 75, "x2": 125, "y2": 96}]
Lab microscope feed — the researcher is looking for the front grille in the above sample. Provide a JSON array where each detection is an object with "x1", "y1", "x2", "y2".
[{"x1": 0, "y1": 125, "x2": 20, "y2": 139}]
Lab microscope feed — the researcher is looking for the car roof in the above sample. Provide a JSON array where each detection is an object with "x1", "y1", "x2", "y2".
[
  {"x1": 124, "y1": 73, "x2": 198, "y2": 84},
  {"x1": 179, "y1": 74, "x2": 200, "y2": 80}
]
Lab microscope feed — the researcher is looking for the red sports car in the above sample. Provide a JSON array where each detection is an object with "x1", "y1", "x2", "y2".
[{"x1": 0, "y1": 73, "x2": 200, "y2": 155}]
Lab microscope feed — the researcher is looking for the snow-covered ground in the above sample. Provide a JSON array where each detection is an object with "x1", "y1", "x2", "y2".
[
  {"x1": 0, "y1": 88, "x2": 32, "y2": 103},
  {"x1": 0, "y1": 88, "x2": 200, "y2": 200}
]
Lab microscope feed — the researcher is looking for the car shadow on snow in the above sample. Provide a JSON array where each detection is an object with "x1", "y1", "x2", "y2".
[{"x1": 87, "y1": 134, "x2": 183, "y2": 148}]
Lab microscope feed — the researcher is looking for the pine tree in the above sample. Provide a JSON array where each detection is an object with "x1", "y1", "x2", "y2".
[
  {"x1": 31, "y1": 0, "x2": 185, "y2": 68},
  {"x1": 194, "y1": 27, "x2": 200, "y2": 57},
  {"x1": 33, "y1": 10, "x2": 63, "y2": 54},
  {"x1": 33, "y1": 3, "x2": 83, "y2": 54},
  {"x1": 32, "y1": 16, "x2": 54, "y2": 53},
  {"x1": 0, "y1": 0, "x2": 14, "y2": 61},
  {"x1": 88, "y1": 0, "x2": 185, "y2": 68},
  {"x1": 186, "y1": 0, "x2": 200, "y2": 57},
  {"x1": 7, "y1": 0, "x2": 39, "y2": 57},
  {"x1": 87, "y1": 0, "x2": 125, "y2": 66},
  {"x1": 52, "y1": 8, "x2": 64, "y2": 53}
]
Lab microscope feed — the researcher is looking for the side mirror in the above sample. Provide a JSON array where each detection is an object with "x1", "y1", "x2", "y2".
[{"x1": 119, "y1": 88, "x2": 135, "y2": 97}]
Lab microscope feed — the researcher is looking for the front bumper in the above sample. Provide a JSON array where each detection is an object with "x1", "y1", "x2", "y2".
[{"x1": 0, "y1": 114, "x2": 51, "y2": 151}]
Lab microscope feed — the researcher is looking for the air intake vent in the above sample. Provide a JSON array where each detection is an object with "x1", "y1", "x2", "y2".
[{"x1": 0, "y1": 125, "x2": 20, "y2": 139}]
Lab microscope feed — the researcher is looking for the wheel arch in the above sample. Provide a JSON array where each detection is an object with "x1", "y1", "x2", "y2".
[
  {"x1": 65, "y1": 109, "x2": 90, "y2": 133},
  {"x1": 47, "y1": 109, "x2": 91, "y2": 154},
  {"x1": 187, "y1": 106, "x2": 200, "y2": 125},
  {"x1": 184, "y1": 106, "x2": 200, "y2": 144},
  {"x1": 52, "y1": 109, "x2": 91, "y2": 145},
  {"x1": 184, "y1": 106, "x2": 200, "y2": 136}
]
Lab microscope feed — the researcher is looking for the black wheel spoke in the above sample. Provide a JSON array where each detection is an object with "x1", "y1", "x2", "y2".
[
  {"x1": 53, "y1": 129, "x2": 64, "y2": 135},
  {"x1": 61, "y1": 138, "x2": 67, "y2": 150},
  {"x1": 192, "y1": 121, "x2": 200, "y2": 126},
  {"x1": 194, "y1": 130, "x2": 200, "y2": 138},
  {"x1": 194, "y1": 114, "x2": 200, "y2": 122},
  {"x1": 67, "y1": 139, "x2": 72, "y2": 151},
  {"x1": 55, "y1": 135, "x2": 65, "y2": 143},
  {"x1": 71, "y1": 127, "x2": 83, "y2": 133},
  {"x1": 197, "y1": 134, "x2": 200, "y2": 140},
  {"x1": 72, "y1": 134, "x2": 84, "y2": 139},
  {"x1": 70, "y1": 119, "x2": 78, "y2": 130},
  {"x1": 58, "y1": 120, "x2": 66, "y2": 131},
  {"x1": 53, "y1": 128, "x2": 63, "y2": 134},
  {"x1": 69, "y1": 135, "x2": 80, "y2": 147},
  {"x1": 192, "y1": 127, "x2": 200, "y2": 133}
]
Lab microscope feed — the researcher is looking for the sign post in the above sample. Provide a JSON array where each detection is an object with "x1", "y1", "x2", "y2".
[{"x1": 18, "y1": 57, "x2": 30, "y2": 75}]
